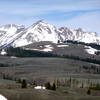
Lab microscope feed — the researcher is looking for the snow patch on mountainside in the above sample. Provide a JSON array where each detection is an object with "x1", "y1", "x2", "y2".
[
  {"x1": 24, "y1": 45, "x2": 54, "y2": 52},
  {"x1": 85, "y1": 46, "x2": 99, "y2": 55},
  {"x1": 12, "y1": 39, "x2": 32, "y2": 47},
  {"x1": 42, "y1": 47, "x2": 53, "y2": 52},
  {"x1": 0, "y1": 49, "x2": 7, "y2": 55},
  {"x1": 57, "y1": 44, "x2": 69, "y2": 47}
]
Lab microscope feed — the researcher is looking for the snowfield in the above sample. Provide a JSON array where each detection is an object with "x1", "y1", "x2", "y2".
[
  {"x1": 0, "y1": 94, "x2": 7, "y2": 100},
  {"x1": 34, "y1": 86, "x2": 46, "y2": 90}
]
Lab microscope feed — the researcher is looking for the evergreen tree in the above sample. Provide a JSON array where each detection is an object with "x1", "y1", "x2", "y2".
[
  {"x1": 52, "y1": 83, "x2": 56, "y2": 91},
  {"x1": 2, "y1": 74, "x2": 6, "y2": 79},
  {"x1": 87, "y1": 89, "x2": 91, "y2": 95},
  {"x1": 45, "y1": 82, "x2": 51, "y2": 90},
  {"x1": 57, "y1": 40, "x2": 60, "y2": 44},
  {"x1": 81, "y1": 83, "x2": 84, "y2": 88},
  {"x1": 21, "y1": 79, "x2": 27, "y2": 88}
]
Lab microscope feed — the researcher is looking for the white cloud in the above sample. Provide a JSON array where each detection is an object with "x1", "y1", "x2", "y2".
[{"x1": 0, "y1": 0, "x2": 100, "y2": 15}]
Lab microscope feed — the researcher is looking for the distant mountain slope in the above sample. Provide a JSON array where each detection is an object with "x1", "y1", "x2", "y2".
[
  {"x1": 2, "y1": 41, "x2": 100, "y2": 65},
  {"x1": 0, "y1": 24, "x2": 25, "y2": 48},
  {"x1": 23, "y1": 41, "x2": 100, "y2": 58},
  {"x1": 0, "y1": 20, "x2": 100, "y2": 48},
  {"x1": 59, "y1": 27, "x2": 100, "y2": 44}
]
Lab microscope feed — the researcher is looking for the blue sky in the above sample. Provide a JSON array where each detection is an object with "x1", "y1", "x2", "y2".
[{"x1": 0, "y1": 0, "x2": 100, "y2": 35}]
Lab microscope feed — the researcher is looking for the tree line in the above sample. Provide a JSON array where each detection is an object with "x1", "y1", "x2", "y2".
[
  {"x1": 64, "y1": 40, "x2": 100, "y2": 50},
  {"x1": 5, "y1": 47, "x2": 58, "y2": 57},
  {"x1": 62, "y1": 54, "x2": 100, "y2": 65}
]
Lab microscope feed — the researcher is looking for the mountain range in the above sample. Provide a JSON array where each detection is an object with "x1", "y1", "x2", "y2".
[{"x1": 0, "y1": 20, "x2": 100, "y2": 48}]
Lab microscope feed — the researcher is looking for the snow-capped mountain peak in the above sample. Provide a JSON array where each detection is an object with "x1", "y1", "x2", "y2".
[
  {"x1": 13, "y1": 20, "x2": 59, "y2": 47},
  {"x1": 59, "y1": 27, "x2": 100, "y2": 44},
  {"x1": 0, "y1": 24, "x2": 25, "y2": 47},
  {"x1": 0, "y1": 20, "x2": 100, "y2": 48}
]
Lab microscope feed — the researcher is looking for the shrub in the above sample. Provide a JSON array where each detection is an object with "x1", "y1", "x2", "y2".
[
  {"x1": 87, "y1": 89, "x2": 91, "y2": 95},
  {"x1": 63, "y1": 90, "x2": 69, "y2": 94},
  {"x1": 90, "y1": 83, "x2": 100, "y2": 90},
  {"x1": 16, "y1": 79, "x2": 22, "y2": 83}
]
